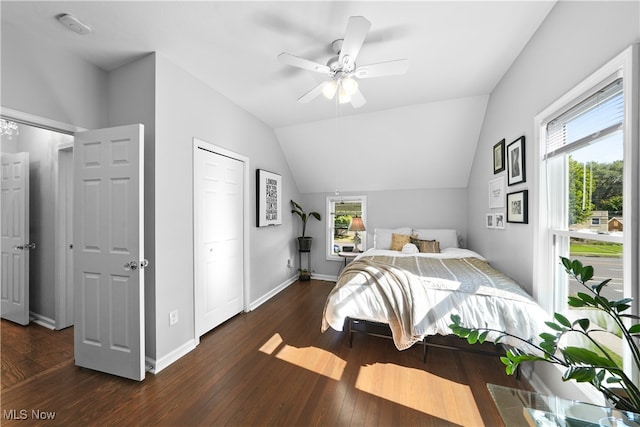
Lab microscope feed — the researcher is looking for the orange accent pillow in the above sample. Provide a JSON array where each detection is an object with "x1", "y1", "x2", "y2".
[{"x1": 390, "y1": 233, "x2": 412, "y2": 251}]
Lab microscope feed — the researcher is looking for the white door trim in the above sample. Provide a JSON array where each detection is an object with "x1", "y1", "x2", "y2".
[
  {"x1": 192, "y1": 138, "x2": 251, "y2": 322},
  {"x1": 55, "y1": 145, "x2": 73, "y2": 330},
  {"x1": 0, "y1": 107, "x2": 84, "y2": 134}
]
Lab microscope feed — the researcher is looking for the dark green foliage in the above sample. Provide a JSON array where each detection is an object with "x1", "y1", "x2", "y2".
[
  {"x1": 290, "y1": 200, "x2": 321, "y2": 237},
  {"x1": 449, "y1": 257, "x2": 640, "y2": 413}
]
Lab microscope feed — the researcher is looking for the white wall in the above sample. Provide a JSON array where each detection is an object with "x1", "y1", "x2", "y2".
[
  {"x1": 153, "y1": 54, "x2": 300, "y2": 360},
  {"x1": 304, "y1": 188, "x2": 468, "y2": 277},
  {"x1": 0, "y1": 20, "x2": 108, "y2": 130},
  {"x1": 466, "y1": 0, "x2": 640, "y2": 401},
  {"x1": 106, "y1": 54, "x2": 158, "y2": 359}
]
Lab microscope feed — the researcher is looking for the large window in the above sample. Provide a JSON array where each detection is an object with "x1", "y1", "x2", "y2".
[
  {"x1": 534, "y1": 46, "x2": 638, "y2": 383},
  {"x1": 325, "y1": 195, "x2": 367, "y2": 260}
]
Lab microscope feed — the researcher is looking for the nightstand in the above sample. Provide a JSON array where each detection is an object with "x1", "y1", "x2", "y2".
[{"x1": 338, "y1": 251, "x2": 359, "y2": 270}]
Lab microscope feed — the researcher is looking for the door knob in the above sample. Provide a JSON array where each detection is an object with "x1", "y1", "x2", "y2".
[
  {"x1": 15, "y1": 242, "x2": 36, "y2": 251},
  {"x1": 124, "y1": 261, "x2": 138, "y2": 271},
  {"x1": 124, "y1": 260, "x2": 149, "y2": 271}
]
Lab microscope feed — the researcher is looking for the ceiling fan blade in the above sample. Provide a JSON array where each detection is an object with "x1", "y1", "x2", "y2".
[
  {"x1": 350, "y1": 89, "x2": 366, "y2": 109},
  {"x1": 354, "y1": 59, "x2": 409, "y2": 79},
  {"x1": 297, "y1": 81, "x2": 326, "y2": 103},
  {"x1": 339, "y1": 16, "x2": 371, "y2": 70},
  {"x1": 278, "y1": 53, "x2": 331, "y2": 74}
]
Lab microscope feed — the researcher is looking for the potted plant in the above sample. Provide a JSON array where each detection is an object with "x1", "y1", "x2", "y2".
[
  {"x1": 298, "y1": 269, "x2": 311, "y2": 282},
  {"x1": 450, "y1": 257, "x2": 640, "y2": 413},
  {"x1": 290, "y1": 200, "x2": 321, "y2": 252}
]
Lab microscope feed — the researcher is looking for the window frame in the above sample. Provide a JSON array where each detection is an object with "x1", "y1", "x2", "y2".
[
  {"x1": 325, "y1": 195, "x2": 367, "y2": 261},
  {"x1": 533, "y1": 45, "x2": 639, "y2": 385}
]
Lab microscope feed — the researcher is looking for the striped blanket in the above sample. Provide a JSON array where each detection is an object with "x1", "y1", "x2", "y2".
[{"x1": 322, "y1": 254, "x2": 549, "y2": 350}]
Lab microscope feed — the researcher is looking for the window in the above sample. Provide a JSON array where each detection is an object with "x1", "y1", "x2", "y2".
[
  {"x1": 325, "y1": 195, "x2": 367, "y2": 260},
  {"x1": 534, "y1": 46, "x2": 638, "y2": 383}
]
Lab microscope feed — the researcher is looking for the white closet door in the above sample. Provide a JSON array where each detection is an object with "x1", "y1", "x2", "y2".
[{"x1": 195, "y1": 147, "x2": 244, "y2": 337}]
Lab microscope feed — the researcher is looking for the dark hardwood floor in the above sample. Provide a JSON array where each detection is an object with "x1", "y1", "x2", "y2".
[{"x1": 1, "y1": 280, "x2": 530, "y2": 426}]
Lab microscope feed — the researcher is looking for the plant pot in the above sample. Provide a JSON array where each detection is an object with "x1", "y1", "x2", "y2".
[
  {"x1": 299, "y1": 273, "x2": 311, "y2": 282},
  {"x1": 297, "y1": 236, "x2": 313, "y2": 252}
]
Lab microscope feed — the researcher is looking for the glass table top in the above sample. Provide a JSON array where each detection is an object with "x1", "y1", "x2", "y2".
[{"x1": 488, "y1": 383, "x2": 640, "y2": 427}]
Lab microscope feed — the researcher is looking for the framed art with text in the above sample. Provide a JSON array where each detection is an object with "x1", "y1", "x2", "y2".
[
  {"x1": 489, "y1": 176, "x2": 505, "y2": 209},
  {"x1": 507, "y1": 136, "x2": 526, "y2": 186},
  {"x1": 256, "y1": 169, "x2": 282, "y2": 227},
  {"x1": 507, "y1": 190, "x2": 528, "y2": 224}
]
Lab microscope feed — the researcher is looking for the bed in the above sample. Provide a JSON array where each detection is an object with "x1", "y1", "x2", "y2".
[{"x1": 321, "y1": 228, "x2": 550, "y2": 358}]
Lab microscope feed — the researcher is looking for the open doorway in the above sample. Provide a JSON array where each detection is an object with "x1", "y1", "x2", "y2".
[
  {"x1": 2, "y1": 113, "x2": 147, "y2": 381},
  {"x1": 1, "y1": 120, "x2": 74, "y2": 329}
]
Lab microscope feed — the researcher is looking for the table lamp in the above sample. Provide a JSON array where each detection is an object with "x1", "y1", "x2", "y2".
[{"x1": 348, "y1": 217, "x2": 366, "y2": 252}]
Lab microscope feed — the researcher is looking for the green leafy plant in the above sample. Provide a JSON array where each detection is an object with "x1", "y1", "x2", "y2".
[
  {"x1": 290, "y1": 200, "x2": 321, "y2": 237},
  {"x1": 449, "y1": 257, "x2": 640, "y2": 413}
]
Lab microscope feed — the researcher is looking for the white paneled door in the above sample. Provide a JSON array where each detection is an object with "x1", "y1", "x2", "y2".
[
  {"x1": 195, "y1": 147, "x2": 244, "y2": 337},
  {"x1": 1, "y1": 152, "x2": 30, "y2": 325},
  {"x1": 73, "y1": 124, "x2": 145, "y2": 381}
]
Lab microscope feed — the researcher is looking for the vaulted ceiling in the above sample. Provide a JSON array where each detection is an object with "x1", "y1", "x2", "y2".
[{"x1": 1, "y1": 1, "x2": 556, "y2": 193}]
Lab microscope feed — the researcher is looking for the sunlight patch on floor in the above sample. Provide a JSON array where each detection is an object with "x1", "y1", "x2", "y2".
[
  {"x1": 259, "y1": 333, "x2": 346, "y2": 381},
  {"x1": 355, "y1": 362, "x2": 484, "y2": 424},
  {"x1": 259, "y1": 333, "x2": 284, "y2": 355}
]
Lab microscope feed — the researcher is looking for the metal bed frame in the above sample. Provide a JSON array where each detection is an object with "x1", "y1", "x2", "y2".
[{"x1": 347, "y1": 317, "x2": 518, "y2": 378}]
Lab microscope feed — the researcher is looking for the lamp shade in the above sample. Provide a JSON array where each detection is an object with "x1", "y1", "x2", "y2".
[{"x1": 348, "y1": 217, "x2": 366, "y2": 232}]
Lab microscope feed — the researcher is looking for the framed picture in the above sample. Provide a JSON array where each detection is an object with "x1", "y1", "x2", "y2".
[
  {"x1": 494, "y1": 212, "x2": 506, "y2": 229},
  {"x1": 256, "y1": 169, "x2": 282, "y2": 227},
  {"x1": 486, "y1": 214, "x2": 495, "y2": 229},
  {"x1": 507, "y1": 136, "x2": 526, "y2": 186},
  {"x1": 507, "y1": 190, "x2": 528, "y2": 224},
  {"x1": 488, "y1": 176, "x2": 505, "y2": 209},
  {"x1": 493, "y1": 139, "x2": 505, "y2": 174}
]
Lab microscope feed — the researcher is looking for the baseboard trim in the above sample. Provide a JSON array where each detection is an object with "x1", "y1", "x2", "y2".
[
  {"x1": 249, "y1": 275, "x2": 298, "y2": 311},
  {"x1": 147, "y1": 339, "x2": 197, "y2": 375},
  {"x1": 311, "y1": 273, "x2": 337, "y2": 282},
  {"x1": 30, "y1": 312, "x2": 56, "y2": 330}
]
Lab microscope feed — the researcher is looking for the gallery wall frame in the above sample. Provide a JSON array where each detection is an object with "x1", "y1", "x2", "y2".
[
  {"x1": 494, "y1": 212, "x2": 506, "y2": 229},
  {"x1": 256, "y1": 169, "x2": 282, "y2": 227},
  {"x1": 489, "y1": 176, "x2": 505, "y2": 209},
  {"x1": 507, "y1": 136, "x2": 526, "y2": 186},
  {"x1": 486, "y1": 214, "x2": 495, "y2": 229},
  {"x1": 493, "y1": 139, "x2": 505, "y2": 174},
  {"x1": 506, "y1": 190, "x2": 528, "y2": 224}
]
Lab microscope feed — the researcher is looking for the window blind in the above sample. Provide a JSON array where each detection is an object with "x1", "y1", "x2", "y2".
[{"x1": 545, "y1": 78, "x2": 623, "y2": 158}]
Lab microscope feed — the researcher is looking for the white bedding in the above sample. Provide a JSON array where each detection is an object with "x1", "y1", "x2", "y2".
[{"x1": 321, "y1": 248, "x2": 550, "y2": 351}]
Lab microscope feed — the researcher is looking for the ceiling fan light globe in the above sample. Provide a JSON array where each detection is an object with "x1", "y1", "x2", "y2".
[
  {"x1": 338, "y1": 87, "x2": 351, "y2": 104},
  {"x1": 322, "y1": 80, "x2": 338, "y2": 99},
  {"x1": 341, "y1": 77, "x2": 358, "y2": 96}
]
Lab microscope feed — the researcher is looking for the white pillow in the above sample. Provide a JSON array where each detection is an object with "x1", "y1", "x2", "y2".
[
  {"x1": 374, "y1": 227, "x2": 412, "y2": 249},
  {"x1": 412, "y1": 229, "x2": 459, "y2": 249},
  {"x1": 401, "y1": 243, "x2": 419, "y2": 254}
]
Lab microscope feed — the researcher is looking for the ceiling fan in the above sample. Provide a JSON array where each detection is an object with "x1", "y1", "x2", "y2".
[{"x1": 278, "y1": 16, "x2": 409, "y2": 108}]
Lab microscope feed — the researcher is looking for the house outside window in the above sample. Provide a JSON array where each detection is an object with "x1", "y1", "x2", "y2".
[
  {"x1": 533, "y1": 46, "x2": 638, "y2": 384},
  {"x1": 325, "y1": 195, "x2": 367, "y2": 260}
]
